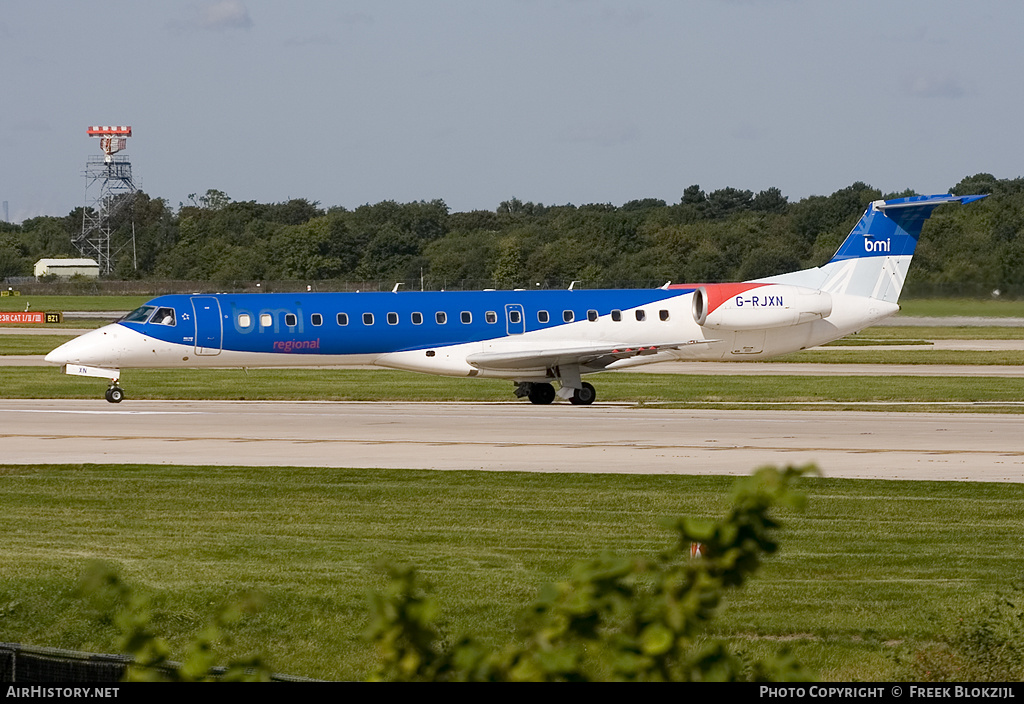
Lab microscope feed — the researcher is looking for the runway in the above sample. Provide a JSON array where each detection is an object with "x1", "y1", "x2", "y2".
[{"x1": 2, "y1": 399, "x2": 1021, "y2": 483}]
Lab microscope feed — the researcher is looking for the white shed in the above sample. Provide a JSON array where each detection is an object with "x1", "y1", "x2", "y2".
[{"x1": 34, "y1": 258, "x2": 101, "y2": 279}]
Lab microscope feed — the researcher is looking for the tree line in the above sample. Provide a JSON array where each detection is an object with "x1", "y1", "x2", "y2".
[{"x1": 2, "y1": 173, "x2": 1023, "y2": 291}]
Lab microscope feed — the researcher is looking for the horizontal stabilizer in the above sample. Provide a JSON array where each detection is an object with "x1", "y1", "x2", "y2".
[{"x1": 875, "y1": 194, "x2": 987, "y2": 211}]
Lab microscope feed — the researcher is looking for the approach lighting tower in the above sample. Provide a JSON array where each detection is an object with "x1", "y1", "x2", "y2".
[{"x1": 76, "y1": 125, "x2": 138, "y2": 274}]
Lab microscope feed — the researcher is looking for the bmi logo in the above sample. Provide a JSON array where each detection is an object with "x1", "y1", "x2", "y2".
[{"x1": 864, "y1": 237, "x2": 891, "y2": 253}]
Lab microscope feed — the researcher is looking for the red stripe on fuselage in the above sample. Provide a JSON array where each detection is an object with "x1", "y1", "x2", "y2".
[{"x1": 667, "y1": 282, "x2": 769, "y2": 314}]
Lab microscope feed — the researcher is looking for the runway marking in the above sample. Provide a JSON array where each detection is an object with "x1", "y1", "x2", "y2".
[
  {"x1": 0, "y1": 407, "x2": 208, "y2": 413},
  {"x1": 3, "y1": 433, "x2": 1024, "y2": 458}
]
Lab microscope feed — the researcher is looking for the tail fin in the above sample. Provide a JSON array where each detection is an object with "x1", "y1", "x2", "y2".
[{"x1": 816, "y1": 194, "x2": 986, "y2": 302}]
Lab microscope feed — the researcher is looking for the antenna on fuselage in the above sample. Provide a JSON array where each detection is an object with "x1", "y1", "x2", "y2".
[
  {"x1": 568, "y1": 281, "x2": 579, "y2": 291},
  {"x1": 392, "y1": 282, "x2": 404, "y2": 293}
]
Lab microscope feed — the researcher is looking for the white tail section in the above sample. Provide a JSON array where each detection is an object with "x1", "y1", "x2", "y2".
[{"x1": 759, "y1": 194, "x2": 986, "y2": 303}]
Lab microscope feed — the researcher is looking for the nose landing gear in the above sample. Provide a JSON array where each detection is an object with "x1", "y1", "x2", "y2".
[
  {"x1": 104, "y1": 385, "x2": 125, "y2": 404},
  {"x1": 56, "y1": 364, "x2": 125, "y2": 403}
]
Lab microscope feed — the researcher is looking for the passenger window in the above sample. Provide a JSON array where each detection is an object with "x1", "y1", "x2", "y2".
[
  {"x1": 285, "y1": 313, "x2": 297, "y2": 327},
  {"x1": 363, "y1": 312, "x2": 374, "y2": 325},
  {"x1": 563, "y1": 310, "x2": 574, "y2": 323},
  {"x1": 238, "y1": 313, "x2": 251, "y2": 328},
  {"x1": 260, "y1": 313, "x2": 273, "y2": 328},
  {"x1": 461, "y1": 311, "x2": 472, "y2": 324},
  {"x1": 611, "y1": 309, "x2": 622, "y2": 322},
  {"x1": 636, "y1": 310, "x2": 646, "y2": 322},
  {"x1": 311, "y1": 313, "x2": 323, "y2": 326},
  {"x1": 509, "y1": 310, "x2": 521, "y2": 324},
  {"x1": 412, "y1": 312, "x2": 423, "y2": 325},
  {"x1": 436, "y1": 311, "x2": 447, "y2": 324},
  {"x1": 387, "y1": 312, "x2": 399, "y2": 325},
  {"x1": 152, "y1": 308, "x2": 176, "y2": 326},
  {"x1": 538, "y1": 310, "x2": 549, "y2": 324},
  {"x1": 587, "y1": 310, "x2": 598, "y2": 322},
  {"x1": 659, "y1": 309, "x2": 670, "y2": 321},
  {"x1": 485, "y1": 311, "x2": 497, "y2": 324},
  {"x1": 337, "y1": 312, "x2": 349, "y2": 326}
]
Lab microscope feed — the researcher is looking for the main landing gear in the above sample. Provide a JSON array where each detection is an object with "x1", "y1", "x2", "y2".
[
  {"x1": 569, "y1": 382, "x2": 596, "y2": 406},
  {"x1": 515, "y1": 381, "x2": 596, "y2": 406},
  {"x1": 528, "y1": 382, "x2": 556, "y2": 405},
  {"x1": 104, "y1": 385, "x2": 125, "y2": 404}
]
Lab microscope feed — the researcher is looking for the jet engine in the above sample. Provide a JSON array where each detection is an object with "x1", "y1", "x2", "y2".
[{"x1": 692, "y1": 284, "x2": 833, "y2": 330}]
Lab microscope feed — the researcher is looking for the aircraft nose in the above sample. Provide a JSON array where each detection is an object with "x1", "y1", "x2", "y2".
[
  {"x1": 43, "y1": 346, "x2": 65, "y2": 364},
  {"x1": 45, "y1": 325, "x2": 124, "y2": 367}
]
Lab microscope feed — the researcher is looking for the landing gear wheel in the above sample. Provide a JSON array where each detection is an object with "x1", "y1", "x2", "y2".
[
  {"x1": 528, "y1": 382, "x2": 556, "y2": 405},
  {"x1": 570, "y1": 382, "x2": 596, "y2": 406},
  {"x1": 105, "y1": 386, "x2": 124, "y2": 404}
]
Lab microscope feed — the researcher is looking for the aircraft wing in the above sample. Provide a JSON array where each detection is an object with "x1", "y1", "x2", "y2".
[{"x1": 465, "y1": 339, "x2": 719, "y2": 372}]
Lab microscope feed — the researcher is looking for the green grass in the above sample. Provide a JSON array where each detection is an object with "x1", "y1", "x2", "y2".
[
  {"x1": 776, "y1": 349, "x2": 1024, "y2": 365},
  {"x1": 0, "y1": 335, "x2": 75, "y2": 355},
  {"x1": 0, "y1": 464, "x2": 1020, "y2": 681},
  {"x1": 860, "y1": 326, "x2": 1024, "y2": 340},
  {"x1": 824, "y1": 337, "x2": 932, "y2": 346},
  {"x1": 898, "y1": 298, "x2": 1024, "y2": 317},
  {"x1": 4, "y1": 367, "x2": 1024, "y2": 410},
  {"x1": 0, "y1": 295, "x2": 146, "y2": 312}
]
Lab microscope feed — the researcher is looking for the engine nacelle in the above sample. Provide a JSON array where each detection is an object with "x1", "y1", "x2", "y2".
[{"x1": 692, "y1": 284, "x2": 833, "y2": 330}]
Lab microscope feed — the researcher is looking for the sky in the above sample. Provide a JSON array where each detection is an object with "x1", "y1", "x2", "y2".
[{"x1": 2, "y1": 0, "x2": 1022, "y2": 223}]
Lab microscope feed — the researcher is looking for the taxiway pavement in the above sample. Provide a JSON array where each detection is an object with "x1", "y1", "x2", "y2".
[{"x1": 2, "y1": 400, "x2": 1020, "y2": 483}]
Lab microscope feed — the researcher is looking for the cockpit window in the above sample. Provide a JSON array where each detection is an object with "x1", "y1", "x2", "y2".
[
  {"x1": 121, "y1": 305, "x2": 156, "y2": 323},
  {"x1": 152, "y1": 307, "x2": 176, "y2": 326}
]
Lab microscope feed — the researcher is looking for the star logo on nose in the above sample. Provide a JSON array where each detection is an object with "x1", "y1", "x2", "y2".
[{"x1": 181, "y1": 313, "x2": 190, "y2": 321}]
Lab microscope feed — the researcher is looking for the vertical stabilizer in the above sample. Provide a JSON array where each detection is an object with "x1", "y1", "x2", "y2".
[{"x1": 816, "y1": 194, "x2": 985, "y2": 303}]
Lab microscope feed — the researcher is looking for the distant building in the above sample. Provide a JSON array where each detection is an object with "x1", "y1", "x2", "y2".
[{"x1": 34, "y1": 258, "x2": 101, "y2": 279}]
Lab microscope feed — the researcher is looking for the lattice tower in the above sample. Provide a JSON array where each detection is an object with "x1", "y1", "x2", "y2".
[{"x1": 76, "y1": 126, "x2": 137, "y2": 274}]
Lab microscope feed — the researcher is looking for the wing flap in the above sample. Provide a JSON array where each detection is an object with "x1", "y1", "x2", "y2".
[{"x1": 466, "y1": 339, "x2": 719, "y2": 371}]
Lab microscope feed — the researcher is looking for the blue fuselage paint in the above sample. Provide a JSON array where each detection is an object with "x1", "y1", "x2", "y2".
[{"x1": 124, "y1": 288, "x2": 695, "y2": 356}]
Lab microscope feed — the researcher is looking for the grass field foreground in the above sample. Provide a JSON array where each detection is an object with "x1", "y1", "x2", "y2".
[{"x1": 0, "y1": 464, "x2": 1020, "y2": 681}]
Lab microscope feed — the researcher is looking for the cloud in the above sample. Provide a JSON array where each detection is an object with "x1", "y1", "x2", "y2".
[
  {"x1": 283, "y1": 33, "x2": 336, "y2": 47},
  {"x1": 730, "y1": 122, "x2": 761, "y2": 141},
  {"x1": 169, "y1": 0, "x2": 253, "y2": 32},
  {"x1": 557, "y1": 119, "x2": 640, "y2": 148},
  {"x1": 901, "y1": 72, "x2": 967, "y2": 99},
  {"x1": 339, "y1": 12, "x2": 374, "y2": 26},
  {"x1": 282, "y1": 12, "x2": 373, "y2": 47},
  {"x1": 12, "y1": 118, "x2": 52, "y2": 133}
]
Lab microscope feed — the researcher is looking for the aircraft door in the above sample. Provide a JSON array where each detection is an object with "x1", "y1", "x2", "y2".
[
  {"x1": 191, "y1": 296, "x2": 223, "y2": 356},
  {"x1": 505, "y1": 304, "x2": 525, "y2": 335}
]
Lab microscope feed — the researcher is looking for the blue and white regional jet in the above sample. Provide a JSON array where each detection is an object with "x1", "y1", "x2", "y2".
[{"x1": 46, "y1": 193, "x2": 984, "y2": 404}]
